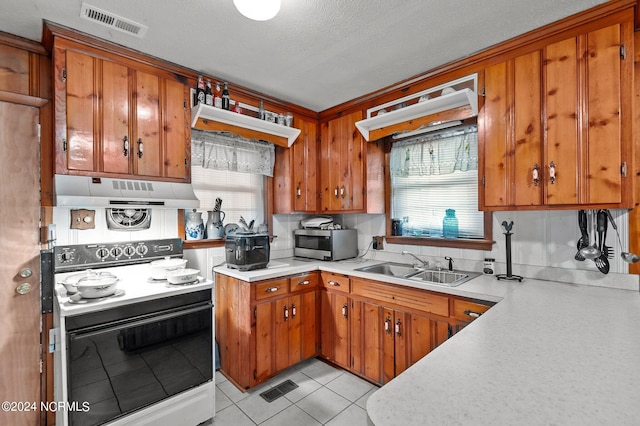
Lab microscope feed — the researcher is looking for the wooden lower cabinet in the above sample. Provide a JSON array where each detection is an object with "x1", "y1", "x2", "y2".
[
  {"x1": 351, "y1": 299, "x2": 450, "y2": 385},
  {"x1": 217, "y1": 270, "x2": 492, "y2": 390},
  {"x1": 216, "y1": 272, "x2": 318, "y2": 389},
  {"x1": 320, "y1": 290, "x2": 351, "y2": 369}
]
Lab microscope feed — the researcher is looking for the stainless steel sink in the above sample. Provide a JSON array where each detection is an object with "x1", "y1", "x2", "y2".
[
  {"x1": 409, "y1": 270, "x2": 480, "y2": 287},
  {"x1": 354, "y1": 262, "x2": 422, "y2": 278},
  {"x1": 355, "y1": 262, "x2": 480, "y2": 287}
]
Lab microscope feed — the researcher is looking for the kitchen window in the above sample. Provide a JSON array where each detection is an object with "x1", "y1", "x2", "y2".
[{"x1": 387, "y1": 124, "x2": 492, "y2": 250}]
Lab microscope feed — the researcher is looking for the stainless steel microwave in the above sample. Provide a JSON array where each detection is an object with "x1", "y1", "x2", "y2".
[{"x1": 294, "y1": 229, "x2": 358, "y2": 261}]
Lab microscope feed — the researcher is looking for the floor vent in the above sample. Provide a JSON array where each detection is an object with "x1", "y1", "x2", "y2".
[
  {"x1": 260, "y1": 379, "x2": 298, "y2": 403},
  {"x1": 80, "y1": 3, "x2": 148, "y2": 38}
]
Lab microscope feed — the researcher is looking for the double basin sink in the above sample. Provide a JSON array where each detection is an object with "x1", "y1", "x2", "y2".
[{"x1": 354, "y1": 262, "x2": 479, "y2": 287}]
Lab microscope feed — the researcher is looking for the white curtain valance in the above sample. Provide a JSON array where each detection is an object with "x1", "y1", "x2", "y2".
[
  {"x1": 191, "y1": 129, "x2": 275, "y2": 177},
  {"x1": 389, "y1": 126, "x2": 478, "y2": 177}
]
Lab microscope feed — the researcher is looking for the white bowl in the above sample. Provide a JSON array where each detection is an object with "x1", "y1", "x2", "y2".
[
  {"x1": 166, "y1": 268, "x2": 200, "y2": 285},
  {"x1": 149, "y1": 257, "x2": 188, "y2": 280}
]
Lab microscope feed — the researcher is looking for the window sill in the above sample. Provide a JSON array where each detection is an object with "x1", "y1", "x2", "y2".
[{"x1": 384, "y1": 236, "x2": 494, "y2": 251}]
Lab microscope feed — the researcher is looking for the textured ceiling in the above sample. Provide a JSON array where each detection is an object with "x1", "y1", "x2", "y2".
[{"x1": 0, "y1": 0, "x2": 609, "y2": 111}]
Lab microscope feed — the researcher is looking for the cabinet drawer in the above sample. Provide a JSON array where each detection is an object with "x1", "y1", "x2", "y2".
[
  {"x1": 254, "y1": 278, "x2": 289, "y2": 301},
  {"x1": 452, "y1": 299, "x2": 491, "y2": 321},
  {"x1": 320, "y1": 272, "x2": 350, "y2": 293},
  {"x1": 290, "y1": 272, "x2": 319, "y2": 293},
  {"x1": 351, "y1": 278, "x2": 449, "y2": 317}
]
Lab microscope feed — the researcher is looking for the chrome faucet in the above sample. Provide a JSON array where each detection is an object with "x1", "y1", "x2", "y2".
[{"x1": 402, "y1": 251, "x2": 429, "y2": 269}]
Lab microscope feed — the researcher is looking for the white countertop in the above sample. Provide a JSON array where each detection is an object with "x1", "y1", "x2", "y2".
[{"x1": 215, "y1": 258, "x2": 640, "y2": 424}]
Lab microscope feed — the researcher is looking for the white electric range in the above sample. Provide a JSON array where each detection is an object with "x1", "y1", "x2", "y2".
[{"x1": 52, "y1": 238, "x2": 215, "y2": 426}]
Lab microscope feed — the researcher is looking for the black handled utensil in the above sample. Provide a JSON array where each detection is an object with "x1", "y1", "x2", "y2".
[
  {"x1": 593, "y1": 210, "x2": 609, "y2": 274},
  {"x1": 575, "y1": 210, "x2": 589, "y2": 261}
]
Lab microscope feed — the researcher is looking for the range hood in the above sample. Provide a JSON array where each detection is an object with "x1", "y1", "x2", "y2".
[{"x1": 54, "y1": 175, "x2": 200, "y2": 209}]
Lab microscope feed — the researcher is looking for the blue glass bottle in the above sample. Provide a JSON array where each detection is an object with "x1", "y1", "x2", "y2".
[{"x1": 443, "y1": 209, "x2": 459, "y2": 239}]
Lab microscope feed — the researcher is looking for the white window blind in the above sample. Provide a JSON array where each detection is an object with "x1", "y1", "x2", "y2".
[
  {"x1": 191, "y1": 165, "x2": 264, "y2": 225},
  {"x1": 390, "y1": 126, "x2": 483, "y2": 239}
]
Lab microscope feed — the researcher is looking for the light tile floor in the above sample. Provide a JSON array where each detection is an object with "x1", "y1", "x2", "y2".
[{"x1": 212, "y1": 358, "x2": 378, "y2": 425}]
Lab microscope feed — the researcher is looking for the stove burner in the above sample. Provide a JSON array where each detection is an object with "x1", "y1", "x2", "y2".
[
  {"x1": 146, "y1": 277, "x2": 202, "y2": 286},
  {"x1": 67, "y1": 289, "x2": 126, "y2": 304}
]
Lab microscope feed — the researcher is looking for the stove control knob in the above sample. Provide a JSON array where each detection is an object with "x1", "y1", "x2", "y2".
[
  {"x1": 123, "y1": 246, "x2": 136, "y2": 257},
  {"x1": 60, "y1": 251, "x2": 73, "y2": 262},
  {"x1": 110, "y1": 247, "x2": 123, "y2": 258},
  {"x1": 136, "y1": 245, "x2": 149, "y2": 256},
  {"x1": 96, "y1": 247, "x2": 110, "y2": 260}
]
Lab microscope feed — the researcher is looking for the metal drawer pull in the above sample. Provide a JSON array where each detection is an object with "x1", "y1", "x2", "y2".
[
  {"x1": 532, "y1": 164, "x2": 539, "y2": 186},
  {"x1": 328, "y1": 281, "x2": 340, "y2": 286},
  {"x1": 284, "y1": 305, "x2": 289, "y2": 321},
  {"x1": 549, "y1": 161, "x2": 556, "y2": 184},
  {"x1": 298, "y1": 280, "x2": 311, "y2": 285},
  {"x1": 464, "y1": 310, "x2": 482, "y2": 318},
  {"x1": 384, "y1": 316, "x2": 391, "y2": 334},
  {"x1": 342, "y1": 303, "x2": 348, "y2": 318},
  {"x1": 395, "y1": 319, "x2": 402, "y2": 336},
  {"x1": 334, "y1": 186, "x2": 339, "y2": 199},
  {"x1": 340, "y1": 186, "x2": 345, "y2": 198},
  {"x1": 296, "y1": 186, "x2": 301, "y2": 198},
  {"x1": 291, "y1": 304, "x2": 296, "y2": 318},
  {"x1": 265, "y1": 286, "x2": 280, "y2": 293}
]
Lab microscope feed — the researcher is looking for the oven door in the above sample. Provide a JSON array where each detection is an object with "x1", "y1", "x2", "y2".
[{"x1": 66, "y1": 300, "x2": 213, "y2": 426}]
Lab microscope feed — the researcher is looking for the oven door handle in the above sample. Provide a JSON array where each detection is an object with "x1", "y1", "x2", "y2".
[{"x1": 69, "y1": 302, "x2": 212, "y2": 338}]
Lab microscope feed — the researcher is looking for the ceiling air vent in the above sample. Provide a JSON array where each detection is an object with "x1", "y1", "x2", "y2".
[{"x1": 80, "y1": 3, "x2": 148, "y2": 38}]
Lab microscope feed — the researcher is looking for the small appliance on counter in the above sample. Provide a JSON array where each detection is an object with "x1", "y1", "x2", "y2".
[
  {"x1": 225, "y1": 233, "x2": 270, "y2": 271},
  {"x1": 294, "y1": 228, "x2": 358, "y2": 261}
]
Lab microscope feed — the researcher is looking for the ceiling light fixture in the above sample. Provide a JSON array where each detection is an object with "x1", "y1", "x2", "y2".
[{"x1": 233, "y1": 0, "x2": 281, "y2": 21}]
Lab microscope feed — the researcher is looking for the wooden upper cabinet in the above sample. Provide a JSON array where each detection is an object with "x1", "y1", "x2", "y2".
[
  {"x1": 481, "y1": 18, "x2": 632, "y2": 210},
  {"x1": 320, "y1": 111, "x2": 365, "y2": 212},
  {"x1": 53, "y1": 40, "x2": 190, "y2": 182},
  {"x1": 273, "y1": 116, "x2": 318, "y2": 213}
]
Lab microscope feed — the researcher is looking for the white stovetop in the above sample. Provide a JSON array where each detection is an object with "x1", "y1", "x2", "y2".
[{"x1": 55, "y1": 263, "x2": 213, "y2": 317}]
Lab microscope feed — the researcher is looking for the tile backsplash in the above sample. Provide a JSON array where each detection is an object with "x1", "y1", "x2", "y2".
[{"x1": 51, "y1": 207, "x2": 638, "y2": 290}]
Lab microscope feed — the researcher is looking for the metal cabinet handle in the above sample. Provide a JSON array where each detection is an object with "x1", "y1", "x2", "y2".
[
  {"x1": 334, "y1": 186, "x2": 339, "y2": 199},
  {"x1": 298, "y1": 280, "x2": 311, "y2": 286},
  {"x1": 340, "y1": 186, "x2": 345, "y2": 199},
  {"x1": 296, "y1": 186, "x2": 301, "y2": 198},
  {"x1": 395, "y1": 318, "x2": 402, "y2": 336},
  {"x1": 291, "y1": 304, "x2": 296, "y2": 318},
  {"x1": 123, "y1": 136, "x2": 129, "y2": 157},
  {"x1": 532, "y1": 164, "x2": 539, "y2": 186},
  {"x1": 137, "y1": 138, "x2": 143, "y2": 158},
  {"x1": 284, "y1": 305, "x2": 289, "y2": 321},
  {"x1": 464, "y1": 310, "x2": 482, "y2": 318},
  {"x1": 265, "y1": 286, "x2": 280, "y2": 293},
  {"x1": 384, "y1": 316, "x2": 392, "y2": 334},
  {"x1": 328, "y1": 281, "x2": 340, "y2": 286},
  {"x1": 342, "y1": 303, "x2": 348, "y2": 318},
  {"x1": 16, "y1": 283, "x2": 31, "y2": 295},
  {"x1": 549, "y1": 161, "x2": 556, "y2": 184}
]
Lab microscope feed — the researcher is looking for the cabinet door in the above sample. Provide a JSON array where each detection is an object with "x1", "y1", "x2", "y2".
[
  {"x1": 163, "y1": 78, "x2": 189, "y2": 180},
  {"x1": 320, "y1": 290, "x2": 350, "y2": 369},
  {"x1": 133, "y1": 70, "x2": 161, "y2": 177},
  {"x1": 320, "y1": 111, "x2": 365, "y2": 212},
  {"x1": 352, "y1": 299, "x2": 383, "y2": 384},
  {"x1": 102, "y1": 60, "x2": 131, "y2": 174},
  {"x1": 255, "y1": 301, "x2": 275, "y2": 382},
  {"x1": 300, "y1": 290, "x2": 318, "y2": 360},
  {"x1": 482, "y1": 51, "x2": 542, "y2": 208},
  {"x1": 293, "y1": 118, "x2": 318, "y2": 212},
  {"x1": 63, "y1": 49, "x2": 96, "y2": 173},
  {"x1": 544, "y1": 37, "x2": 579, "y2": 205}
]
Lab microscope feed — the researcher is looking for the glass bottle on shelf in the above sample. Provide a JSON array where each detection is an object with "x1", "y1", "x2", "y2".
[
  {"x1": 221, "y1": 82, "x2": 230, "y2": 110},
  {"x1": 196, "y1": 75, "x2": 205, "y2": 105},
  {"x1": 214, "y1": 83, "x2": 222, "y2": 108},
  {"x1": 443, "y1": 209, "x2": 459, "y2": 239},
  {"x1": 205, "y1": 79, "x2": 213, "y2": 106}
]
